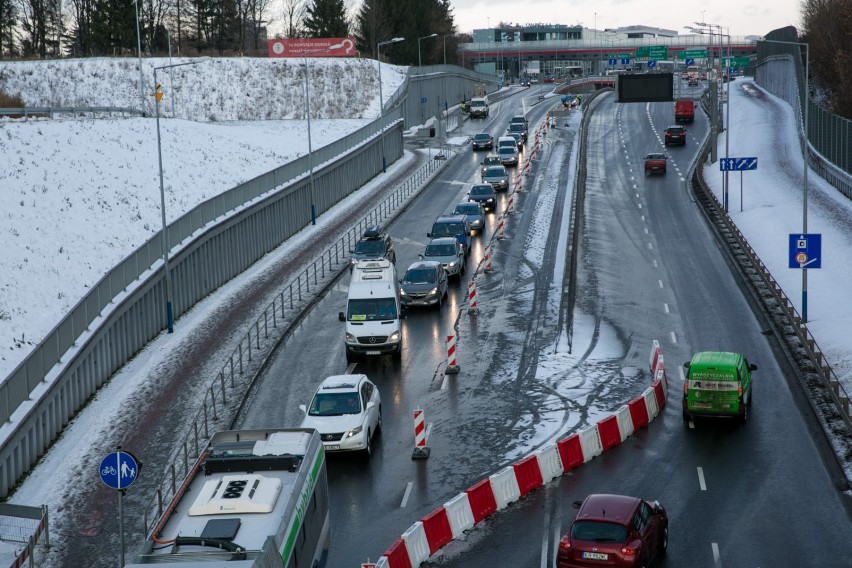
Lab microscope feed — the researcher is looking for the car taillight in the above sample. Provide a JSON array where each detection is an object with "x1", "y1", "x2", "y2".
[
  {"x1": 558, "y1": 535, "x2": 571, "y2": 550},
  {"x1": 621, "y1": 542, "x2": 640, "y2": 556},
  {"x1": 738, "y1": 382, "x2": 743, "y2": 395},
  {"x1": 683, "y1": 382, "x2": 689, "y2": 395}
]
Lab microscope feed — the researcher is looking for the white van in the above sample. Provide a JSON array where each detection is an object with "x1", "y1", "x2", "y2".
[
  {"x1": 497, "y1": 135, "x2": 518, "y2": 151},
  {"x1": 338, "y1": 259, "x2": 404, "y2": 362},
  {"x1": 469, "y1": 96, "x2": 489, "y2": 118}
]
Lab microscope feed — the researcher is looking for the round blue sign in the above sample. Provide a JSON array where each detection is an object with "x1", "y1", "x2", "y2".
[{"x1": 99, "y1": 450, "x2": 139, "y2": 490}]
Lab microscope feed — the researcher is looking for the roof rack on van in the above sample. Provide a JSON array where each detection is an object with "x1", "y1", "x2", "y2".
[{"x1": 353, "y1": 259, "x2": 392, "y2": 270}]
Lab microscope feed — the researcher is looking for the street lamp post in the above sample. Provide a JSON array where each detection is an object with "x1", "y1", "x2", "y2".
[
  {"x1": 418, "y1": 33, "x2": 437, "y2": 67},
  {"x1": 378, "y1": 37, "x2": 405, "y2": 173},
  {"x1": 302, "y1": 41, "x2": 346, "y2": 226},
  {"x1": 153, "y1": 58, "x2": 209, "y2": 333},
  {"x1": 134, "y1": 0, "x2": 145, "y2": 114},
  {"x1": 759, "y1": 37, "x2": 810, "y2": 321}
]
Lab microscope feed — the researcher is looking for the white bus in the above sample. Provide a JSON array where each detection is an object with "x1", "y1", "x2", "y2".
[{"x1": 128, "y1": 428, "x2": 330, "y2": 568}]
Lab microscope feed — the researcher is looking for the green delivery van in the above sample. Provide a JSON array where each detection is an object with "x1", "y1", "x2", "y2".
[{"x1": 682, "y1": 351, "x2": 757, "y2": 424}]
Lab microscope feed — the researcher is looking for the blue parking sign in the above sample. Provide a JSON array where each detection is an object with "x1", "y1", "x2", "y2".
[{"x1": 788, "y1": 234, "x2": 822, "y2": 268}]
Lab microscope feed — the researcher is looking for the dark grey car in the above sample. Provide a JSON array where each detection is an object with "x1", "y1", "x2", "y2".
[
  {"x1": 399, "y1": 261, "x2": 448, "y2": 308},
  {"x1": 482, "y1": 165, "x2": 510, "y2": 191}
]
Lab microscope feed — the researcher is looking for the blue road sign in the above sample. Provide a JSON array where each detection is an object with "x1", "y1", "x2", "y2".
[
  {"x1": 608, "y1": 58, "x2": 617, "y2": 65},
  {"x1": 99, "y1": 450, "x2": 140, "y2": 490},
  {"x1": 420, "y1": 97, "x2": 427, "y2": 104},
  {"x1": 621, "y1": 59, "x2": 630, "y2": 65},
  {"x1": 647, "y1": 61, "x2": 657, "y2": 69},
  {"x1": 685, "y1": 58, "x2": 695, "y2": 66},
  {"x1": 719, "y1": 157, "x2": 758, "y2": 171},
  {"x1": 788, "y1": 234, "x2": 822, "y2": 268}
]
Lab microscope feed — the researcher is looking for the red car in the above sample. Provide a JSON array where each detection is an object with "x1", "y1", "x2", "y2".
[{"x1": 556, "y1": 494, "x2": 668, "y2": 568}]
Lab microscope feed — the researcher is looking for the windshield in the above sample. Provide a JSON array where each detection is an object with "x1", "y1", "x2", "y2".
[
  {"x1": 308, "y1": 392, "x2": 361, "y2": 416},
  {"x1": 425, "y1": 243, "x2": 457, "y2": 257},
  {"x1": 484, "y1": 167, "x2": 505, "y2": 177},
  {"x1": 470, "y1": 185, "x2": 493, "y2": 196},
  {"x1": 471, "y1": 100, "x2": 486, "y2": 107},
  {"x1": 474, "y1": 134, "x2": 490, "y2": 141},
  {"x1": 404, "y1": 268, "x2": 437, "y2": 284},
  {"x1": 354, "y1": 239, "x2": 385, "y2": 255},
  {"x1": 454, "y1": 204, "x2": 479, "y2": 216},
  {"x1": 483, "y1": 157, "x2": 500, "y2": 165},
  {"x1": 431, "y1": 223, "x2": 464, "y2": 237},
  {"x1": 571, "y1": 521, "x2": 629, "y2": 543},
  {"x1": 509, "y1": 124, "x2": 524, "y2": 132},
  {"x1": 347, "y1": 298, "x2": 398, "y2": 321},
  {"x1": 498, "y1": 147, "x2": 515, "y2": 156}
]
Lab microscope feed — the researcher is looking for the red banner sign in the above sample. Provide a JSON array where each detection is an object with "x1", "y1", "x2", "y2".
[{"x1": 268, "y1": 37, "x2": 356, "y2": 58}]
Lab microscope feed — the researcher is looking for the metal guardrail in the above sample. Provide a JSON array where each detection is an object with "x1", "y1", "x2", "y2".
[
  {"x1": 0, "y1": 503, "x2": 49, "y2": 568},
  {"x1": 0, "y1": 106, "x2": 143, "y2": 118},
  {"x1": 140, "y1": 154, "x2": 447, "y2": 536},
  {"x1": 692, "y1": 98, "x2": 851, "y2": 435}
]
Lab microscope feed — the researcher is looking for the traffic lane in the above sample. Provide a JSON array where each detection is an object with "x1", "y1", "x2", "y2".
[{"x1": 621, "y1": 94, "x2": 852, "y2": 561}]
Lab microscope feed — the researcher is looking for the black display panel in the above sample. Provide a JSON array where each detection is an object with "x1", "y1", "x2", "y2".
[{"x1": 616, "y1": 73, "x2": 674, "y2": 103}]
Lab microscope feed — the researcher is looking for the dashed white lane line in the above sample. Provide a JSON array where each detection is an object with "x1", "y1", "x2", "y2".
[
  {"x1": 697, "y1": 466, "x2": 707, "y2": 490},
  {"x1": 658, "y1": 280, "x2": 664, "y2": 288},
  {"x1": 670, "y1": 331, "x2": 677, "y2": 344},
  {"x1": 400, "y1": 481, "x2": 413, "y2": 507},
  {"x1": 712, "y1": 542, "x2": 722, "y2": 567}
]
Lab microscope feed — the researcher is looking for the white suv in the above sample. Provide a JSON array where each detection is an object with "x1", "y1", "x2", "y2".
[{"x1": 299, "y1": 375, "x2": 382, "y2": 457}]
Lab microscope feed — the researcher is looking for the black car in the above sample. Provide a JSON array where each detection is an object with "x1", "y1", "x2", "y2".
[
  {"x1": 351, "y1": 224, "x2": 395, "y2": 266},
  {"x1": 507, "y1": 122, "x2": 527, "y2": 142},
  {"x1": 471, "y1": 133, "x2": 493, "y2": 150},
  {"x1": 468, "y1": 183, "x2": 497, "y2": 211},
  {"x1": 664, "y1": 125, "x2": 687, "y2": 146}
]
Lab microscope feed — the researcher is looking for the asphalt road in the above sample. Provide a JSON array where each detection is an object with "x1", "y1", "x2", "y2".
[{"x1": 420, "y1": 91, "x2": 852, "y2": 567}]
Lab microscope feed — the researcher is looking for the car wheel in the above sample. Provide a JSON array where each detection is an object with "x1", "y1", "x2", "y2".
[
  {"x1": 436, "y1": 290, "x2": 443, "y2": 309},
  {"x1": 376, "y1": 406, "x2": 383, "y2": 434},
  {"x1": 346, "y1": 351, "x2": 355, "y2": 364},
  {"x1": 740, "y1": 403, "x2": 748, "y2": 425},
  {"x1": 660, "y1": 526, "x2": 668, "y2": 556},
  {"x1": 363, "y1": 429, "x2": 372, "y2": 457},
  {"x1": 392, "y1": 344, "x2": 402, "y2": 361},
  {"x1": 682, "y1": 410, "x2": 690, "y2": 422}
]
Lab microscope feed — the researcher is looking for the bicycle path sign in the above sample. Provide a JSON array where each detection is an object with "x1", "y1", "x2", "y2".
[{"x1": 99, "y1": 450, "x2": 140, "y2": 490}]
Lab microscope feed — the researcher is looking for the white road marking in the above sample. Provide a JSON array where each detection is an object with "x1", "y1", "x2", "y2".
[
  {"x1": 346, "y1": 363, "x2": 357, "y2": 373},
  {"x1": 664, "y1": 303, "x2": 670, "y2": 313},
  {"x1": 400, "y1": 481, "x2": 413, "y2": 507},
  {"x1": 644, "y1": 227, "x2": 649, "y2": 234},
  {"x1": 712, "y1": 542, "x2": 721, "y2": 567},
  {"x1": 670, "y1": 331, "x2": 677, "y2": 344},
  {"x1": 652, "y1": 259, "x2": 658, "y2": 267},
  {"x1": 647, "y1": 242, "x2": 654, "y2": 250},
  {"x1": 425, "y1": 422, "x2": 433, "y2": 443},
  {"x1": 697, "y1": 466, "x2": 707, "y2": 490},
  {"x1": 440, "y1": 375, "x2": 449, "y2": 390},
  {"x1": 658, "y1": 280, "x2": 664, "y2": 288},
  {"x1": 540, "y1": 501, "x2": 553, "y2": 568},
  {"x1": 641, "y1": 214, "x2": 646, "y2": 221}
]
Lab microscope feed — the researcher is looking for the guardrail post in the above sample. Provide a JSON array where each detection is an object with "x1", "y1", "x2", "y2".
[
  {"x1": 220, "y1": 373, "x2": 227, "y2": 405},
  {"x1": 193, "y1": 422, "x2": 200, "y2": 455},
  {"x1": 264, "y1": 311, "x2": 269, "y2": 337},
  {"x1": 247, "y1": 331, "x2": 252, "y2": 362},
  {"x1": 170, "y1": 463, "x2": 177, "y2": 496},
  {"x1": 229, "y1": 357, "x2": 235, "y2": 387},
  {"x1": 203, "y1": 403, "x2": 209, "y2": 438},
  {"x1": 239, "y1": 344, "x2": 244, "y2": 374},
  {"x1": 255, "y1": 321, "x2": 261, "y2": 348},
  {"x1": 183, "y1": 441, "x2": 189, "y2": 477},
  {"x1": 209, "y1": 387, "x2": 217, "y2": 420}
]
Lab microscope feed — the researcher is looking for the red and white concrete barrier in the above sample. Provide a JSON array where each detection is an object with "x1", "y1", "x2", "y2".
[
  {"x1": 377, "y1": 340, "x2": 670, "y2": 567},
  {"x1": 445, "y1": 334, "x2": 460, "y2": 375}
]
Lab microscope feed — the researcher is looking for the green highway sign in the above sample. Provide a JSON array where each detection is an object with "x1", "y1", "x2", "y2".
[
  {"x1": 635, "y1": 45, "x2": 668, "y2": 59},
  {"x1": 608, "y1": 52, "x2": 632, "y2": 59},
  {"x1": 678, "y1": 49, "x2": 707, "y2": 59},
  {"x1": 722, "y1": 56, "x2": 752, "y2": 67}
]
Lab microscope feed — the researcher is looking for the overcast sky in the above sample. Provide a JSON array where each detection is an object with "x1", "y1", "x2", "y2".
[{"x1": 447, "y1": 0, "x2": 802, "y2": 38}]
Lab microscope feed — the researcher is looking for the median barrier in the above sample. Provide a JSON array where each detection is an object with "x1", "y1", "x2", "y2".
[
  {"x1": 376, "y1": 340, "x2": 670, "y2": 567},
  {"x1": 535, "y1": 444, "x2": 564, "y2": 483},
  {"x1": 421, "y1": 508, "x2": 453, "y2": 554},
  {"x1": 596, "y1": 415, "x2": 622, "y2": 452},
  {"x1": 465, "y1": 479, "x2": 497, "y2": 523},
  {"x1": 615, "y1": 405, "x2": 635, "y2": 440},
  {"x1": 489, "y1": 466, "x2": 521, "y2": 510},
  {"x1": 513, "y1": 455, "x2": 544, "y2": 497},
  {"x1": 401, "y1": 522, "x2": 430, "y2": 566},
  {"x1": 443, "y1": 492, "x2": 475, "y2": 537},
  {"x1": 578, "y1": 424, "x2": 603, "y2": 461}
]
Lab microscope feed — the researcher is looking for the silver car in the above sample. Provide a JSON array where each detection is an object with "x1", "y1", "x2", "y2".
[
  {"x1": 452, "y1": 201, "x2": 485, "y2": 232},
  {"x1": 497, "y1": 145, "x2": 519, "y2": 166},
  {"x1": 482, "y1": 164, "x2": 510, "y2": 191},
  {"x1": 422, "y1": 237, "x2": 465, "y2": 279}
]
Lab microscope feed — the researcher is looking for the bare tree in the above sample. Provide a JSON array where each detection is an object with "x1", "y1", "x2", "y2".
[
  {"x1": 281, "y1": 0, "x2": 304, "y2": 38},
  {"x1": 801, "y1": 0, "x2": 852, "y2": 117}
]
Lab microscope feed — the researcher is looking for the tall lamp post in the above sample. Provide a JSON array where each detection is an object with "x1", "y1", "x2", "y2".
[
  {"x1": 302, "y1": 41, "x2": 346, "y2": 225},
  {"x1": 442, "y1": 33, "x2": 453, "y2": 65},
  {"x1": 759, "y1": 37, "x2": 811, "y2": 321},
  {"x1": 377, "y1": 37, "x2": 405, "y2": 173},
  {"x1": 418, "y1": 33, "x2": 437, "y2": 67},
  {"x1": 134, "y1": 0, "x2": 145, "y2": 113},
  {"x1": 153, "y1": 58, "x2": 209, "y2": 333}
]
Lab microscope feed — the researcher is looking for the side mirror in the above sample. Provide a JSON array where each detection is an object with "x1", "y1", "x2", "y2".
[
  {"x1": 298, "y1": 404, "x2": 308, "y2": 414},
  {"x1": 418, "y1": 253, "x2": 424, "y2": 259},
  {"x1": 750, "y1": 364, "x2": 758, "y2": 371},
  {"x1": 338, "y1": 312, "x2": 346, "y2": 322},
  {"x1": 426, "y1": 232, "x2": 432, "y2": 238},
  {"x1": 365, "y1": 401, "x2": 376, "y2": 410},
  {"x1": 572, "y1": 500, "x2": 583, "y2": 510},
  {"x1": 684, "y1": 361, "x2": 691, "y2": 370}
]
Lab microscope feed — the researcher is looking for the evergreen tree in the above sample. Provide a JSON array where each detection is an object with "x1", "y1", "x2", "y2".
[
  {"x1": 303, "y1": 0, "x2": 347, "y2": 38},
  {"x1": 0, "y1": 0, "x2": 18, "y2": 57}
]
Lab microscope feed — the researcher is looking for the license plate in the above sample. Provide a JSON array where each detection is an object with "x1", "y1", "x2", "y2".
[
  {"x1": 325, "y1": 445, "x2": 340, "y2": 451},
  {"x1": 366, "y1": 350, "x2": 381, "y2": 356},
  {"x1": 692, "y1": 402, "x2": 713, "y2": 409},
  {"x1": 582, "y1": 552, "x2": 608, "y2": 560}
]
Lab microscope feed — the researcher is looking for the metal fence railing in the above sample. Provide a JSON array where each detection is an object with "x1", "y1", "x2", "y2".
[
  {"x1": 0, "y1": 504, "x2": 49, "y2": 568},
  {"x1": 0, "y1": 106, "x2": 143, "y2": 118},
  {"x1": 139, "y1": 153, "x2": 449, "y2": 537}
]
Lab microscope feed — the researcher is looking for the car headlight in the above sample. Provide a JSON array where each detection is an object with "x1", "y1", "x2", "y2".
[
  {"x1": 448, "y1": 261, "x2": 456, "y2": 268},
  {"x1": 400, "y1": 288, "x2": 407, "y2": 296},
  {"x1": 389, "y1": 331, "x2": 400, "y2": 342},
  {"x1": 345, "y1": 425, "x2": 363, "y2": 438},
  {"x1": 429, "y1": 287, "x2": 438, "y2": 295},
  {"x1": 345, "y1": 332, "x2": 356, "y2": 342}
]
